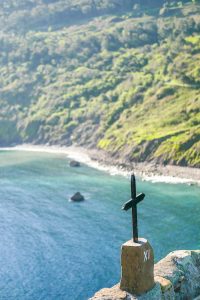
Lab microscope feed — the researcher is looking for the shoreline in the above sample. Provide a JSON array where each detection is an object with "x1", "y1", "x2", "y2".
[{"x1": 0, "y1": 144, "x2": 200, "y2": 185}]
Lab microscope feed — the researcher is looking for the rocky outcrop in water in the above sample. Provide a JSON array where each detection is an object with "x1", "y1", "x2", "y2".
[
  {"x1": 89, "y1": 250, "x2": 200, "y2": 300},
  {"x1": 70, "y1": 192, "x2": 85, "y2": 202},
  {"x1": 69, "y1": 160, "x2": 80, "y2": 167}
]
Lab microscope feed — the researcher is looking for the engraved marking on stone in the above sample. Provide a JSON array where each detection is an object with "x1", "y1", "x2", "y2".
[{"x1": 144, "y1": 250, "x2": 151, "y2": 262}]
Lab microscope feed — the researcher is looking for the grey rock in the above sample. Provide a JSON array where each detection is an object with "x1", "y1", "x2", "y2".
[
  {"x1": 69, "y1": 160, "x2": 80, "y2": 167},
  {"x1": 90, "y1": 250, "x2": 200, "y2": 300},
  {"x1": 132, "y1": 283, "x2": 161, "y2": 300},
  {"x1": 70, "y1": 192, "x2": 84, "y2": 202},
  {"x1": 155, "y1": 250, "x2": 200, "y2": 299},
  {"x1": 89, "y1": 283, "x2": 161, "y2": 300},
  {"x1": 155, "y1": 276, "x2": 175, "y2": 299}
]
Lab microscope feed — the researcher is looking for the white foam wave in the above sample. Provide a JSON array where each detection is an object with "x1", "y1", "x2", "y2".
[{"x1": 0, "y1": 144, "x2": 199, "y2": 185}]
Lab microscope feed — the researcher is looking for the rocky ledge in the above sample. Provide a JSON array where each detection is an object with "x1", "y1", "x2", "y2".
[{"x1": 89, "y1": 250, "x2": 200, "y2": 300}]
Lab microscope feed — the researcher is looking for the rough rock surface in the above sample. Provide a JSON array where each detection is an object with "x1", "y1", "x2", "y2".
[
  {"x1": 120, "y1": 239, "x2": 154, "y2": 295},
  {"x1": 155, "y1": 250, "x2": 200, "y2": 299},
  {"x1": 90, "y1": 283, "x2": 161, "y2": 300},
  {"x1": 89, "y1": 250, "x2": 200, "y2": 300}
]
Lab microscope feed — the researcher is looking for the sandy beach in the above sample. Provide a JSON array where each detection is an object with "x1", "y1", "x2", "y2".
[{"x1": 0, "y1": 144, "x2": 200, "y2": 185}]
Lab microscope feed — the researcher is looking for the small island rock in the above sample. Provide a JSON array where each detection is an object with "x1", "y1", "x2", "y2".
[
  {"x1": 69, "y1": 160, "x2": 80, "y2": 167},
  {"x1": 70, "y1": 192, "x2": 85, "y2": 202}
]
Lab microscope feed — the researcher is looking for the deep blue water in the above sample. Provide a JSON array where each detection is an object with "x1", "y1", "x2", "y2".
[{"x1": 0, "y1": 150, "x2": 199, "y2": 300}]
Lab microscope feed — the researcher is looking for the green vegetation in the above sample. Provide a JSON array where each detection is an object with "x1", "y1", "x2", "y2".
[{"x1": 0, "y1": 0, "x2": 200, "y2": 167}]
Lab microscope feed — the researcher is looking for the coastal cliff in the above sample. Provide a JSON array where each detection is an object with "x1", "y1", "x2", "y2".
[
  {"x1": 90, "y1": 250, "x2": 200, "y2": 300},
  {"x1": 0, "y1": 0, "x2": 200, "y2": 168}
]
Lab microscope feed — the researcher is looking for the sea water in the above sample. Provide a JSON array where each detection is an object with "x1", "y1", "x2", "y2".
[{"x1": 0, "y1": 150, "x2": 199, "y2": 300}]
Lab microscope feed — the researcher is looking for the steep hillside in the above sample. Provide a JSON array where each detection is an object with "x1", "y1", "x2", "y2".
[
  {"x1": 0, "y1": 0, "x2": 189, "y2": 32},
  {"x1": 0, "y1": 0, "x2": 200, "y2": 167}
]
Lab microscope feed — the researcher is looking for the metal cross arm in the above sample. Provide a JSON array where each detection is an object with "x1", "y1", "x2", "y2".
[
  {"x1": 122, "y1": 174, "x2": 145, "y2": 243},
  {"x1": 122, "y1": 193, "x2": 145, "y2": 211}
]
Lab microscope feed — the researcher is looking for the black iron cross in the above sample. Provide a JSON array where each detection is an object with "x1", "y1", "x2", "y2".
[{"x1": 122, "y1": 174, "x2": 145, "y2": 243}]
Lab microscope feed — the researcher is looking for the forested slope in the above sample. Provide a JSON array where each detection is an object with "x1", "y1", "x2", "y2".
[
  {"x1": 0, "y1": 0, "x2": 190, "y2": 32},
  {"x1": 0, "y1": 0, "x2": 200, "y2": 167}
]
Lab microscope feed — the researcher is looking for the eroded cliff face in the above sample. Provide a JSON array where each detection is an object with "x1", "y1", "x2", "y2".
[{"x1": 89, "y1": 250, "x2": 200, "y2": 300}]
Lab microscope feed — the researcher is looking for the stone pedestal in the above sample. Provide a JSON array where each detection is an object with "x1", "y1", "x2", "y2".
[{"x1": 120, "y1": 238, "x2": 155, "y2": 295}]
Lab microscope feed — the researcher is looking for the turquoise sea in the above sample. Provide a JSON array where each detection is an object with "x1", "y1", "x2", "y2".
[{"x1": 0, "y1": 150, "x2": 199, "y2": 300}]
